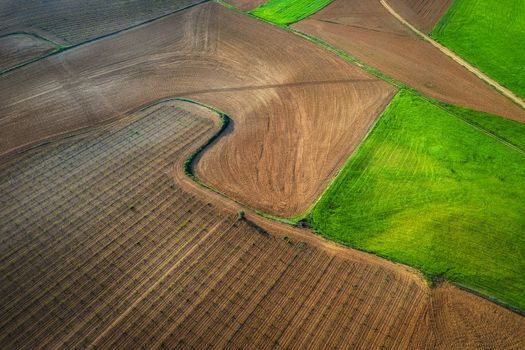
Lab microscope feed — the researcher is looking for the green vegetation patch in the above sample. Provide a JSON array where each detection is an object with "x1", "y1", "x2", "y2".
[
  {"x1": 310, "y1": 90, "x2": 525, "y2": 310},
  {"x1": 250, "y1": 0, "x2": 332, "y2": 25},
  {"x1": 432, "y1": 0, "x2": 525, "y2": 99}
]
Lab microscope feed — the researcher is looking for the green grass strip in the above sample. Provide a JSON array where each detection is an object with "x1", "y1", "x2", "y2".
[
  {"x1": 432, "y1": 0, "x2": 525, "y2": 99},
  {"x1": 310, "y1": 89, "x2": 525, "y2": 312},
  {"x1": 250, "y1": 0, "x2": 332, "y2": 25}
]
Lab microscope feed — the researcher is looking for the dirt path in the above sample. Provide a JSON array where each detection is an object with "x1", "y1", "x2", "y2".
[{"x1": 380, "y1": 0, "x2": 525, "y2": 111}]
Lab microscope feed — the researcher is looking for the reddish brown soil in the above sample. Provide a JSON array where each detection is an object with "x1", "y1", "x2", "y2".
[
  {"x1": 1, "y1": 101, "x2": 522, "y2": 349},
  {"x1": 225, "y1": 0, "x2": 266, "y2": 11},
  {"x1": 0, "y1": 1, "x2": 395, "y2": 217},
  {"x1": 0, "y1": 34, "x2": 55, "y2": 71},
  {"x1": 388, "y1": 0, "x2": 453, "y2": 32},
  {"x1": 293, "y1": 0, "x2": 525, "y2": 123}
]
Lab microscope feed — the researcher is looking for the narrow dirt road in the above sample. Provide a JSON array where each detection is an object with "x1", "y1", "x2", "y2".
[{"x1": 380, "y1": 0, "x2": 525, "y2": 110}]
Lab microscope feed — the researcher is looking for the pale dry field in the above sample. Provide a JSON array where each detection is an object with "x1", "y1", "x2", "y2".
[{"x1": 1, "y1": 101, "x2": 523, "y2": 349}]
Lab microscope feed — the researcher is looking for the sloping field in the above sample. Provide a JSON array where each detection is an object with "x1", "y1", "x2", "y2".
[
  {"x1": 1, "y1": 100, "x2": 523, "y2": 349},
  {"x1": 0, "y1": 34, "x2": 57, "y2": 72},
  {"x1": 293, "y1": 0, "x2": 525, "y2": 123},
  {"x1": 388, "y1": 0, "x2": 453, "y2": 32},
  {"x1": 311, "y1": 89, "x2": 525, "y2": 310},
  {"x1": 0, "y1": 0, "x2": 205, "y2": 45},
  {"x1": 0, "y1": 1, "x2": 395, "y2": 217},
  {"x1": 433, "y1": 0, "x2": 525, "y2": 99}
]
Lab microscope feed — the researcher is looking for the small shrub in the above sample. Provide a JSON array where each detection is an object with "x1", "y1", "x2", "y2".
[{"x1": 238, "y1": 210, "x2": 245, "y2": 220}]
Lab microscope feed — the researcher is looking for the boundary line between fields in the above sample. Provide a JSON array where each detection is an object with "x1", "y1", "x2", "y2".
[
  {"x1": 218, "y1": 0, "x2": 525, "y2": 315},
  {"x1": 0, "y1": 0, "x2": 211, "y2": 76},
  {"x1": 380, "y1": 0, "x2": 525, "y2": 111}
]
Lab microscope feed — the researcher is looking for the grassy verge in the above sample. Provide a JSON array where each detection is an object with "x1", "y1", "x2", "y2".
[
  {"x1": 250, "y1": 0, "x2": 332, "y2": 25},
  {"x1": 310, "y1": 89, "x2": 525, "y2": 311},
  {"x1": 432, "y1": 0, "x2": 525, "y2": 99}
]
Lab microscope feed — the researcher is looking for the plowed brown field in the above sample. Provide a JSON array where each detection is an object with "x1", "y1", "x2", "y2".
[
  {"x1": 0, "y1": 0, "x2": 205, "y2": 45},
  {"x1": 0, "y1": 34, "x2": 56, "y2": 71},
  {"x1": 388, "y1": 0, "x2": 452, "y2": 32},
  {"x1": 1, "y1": 101, "x2": 522, "y2": 349},
  {"x1": 293, "y1": 0, "x2": 525, "y2": 123},
  {"x1": 0, "y1": 1, "x2": 395, "y2": 217}
]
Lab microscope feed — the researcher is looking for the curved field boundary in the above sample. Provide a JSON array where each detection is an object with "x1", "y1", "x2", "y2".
[
  {"x1": 1, "y1": 93, "x2": 523, "y2": 348},
  {"x1": 380, "y1": 0, "x2": 525, "y2": 111}
]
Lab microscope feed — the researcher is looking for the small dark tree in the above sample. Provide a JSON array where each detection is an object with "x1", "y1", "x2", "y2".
[{"x1": 238, "y1": 210, "x2": 245, "y2": 220}]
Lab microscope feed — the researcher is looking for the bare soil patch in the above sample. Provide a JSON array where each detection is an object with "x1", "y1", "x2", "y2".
[
  {"x1": 225, "y1": 0, "x2": 266, "y2": 11},
  {"x1": 0, "y1": 34, "x2": 56, "y2": 71},
  {"x1": 1, "y1": 101, "x2": 522, "y2": 349},
  {"x1": 293, "y1": 0, "x2": 525, "y2": 123},
  {"x1": 388, "y1": 0, "x2": 453, "y2": 32},
  {"x1": 0, "y1": 0, "x2": 205, "y2": 45},
  {"x1": 0, "y1": 2, "x2": 394, "y2": 217}
]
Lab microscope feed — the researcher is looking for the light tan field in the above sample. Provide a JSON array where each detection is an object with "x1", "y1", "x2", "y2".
[
  {"x1": 293, "y1": 0, "x2": 525, "y2": 123},
  {"x1": 0, "y1": 1, "x2": 395, "y2": 217},
  {"x1": 1, "y1": 101, "x2": 522, "y2": 349}
]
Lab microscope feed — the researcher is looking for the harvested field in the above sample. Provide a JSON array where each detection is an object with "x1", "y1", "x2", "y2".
[
  {"x1": 293, "y1": 0, "x2": 525, "y2": 123},
  {"x1": 388, "y1": 0, "x2": 453, "y2": 32},
  {"x1": 0, "y1": 1, "x2": 395, "y2": 217},
  {"x1": 1, "y1": 100, "x2": 523, "y2": 349},
  {"x1": 0, "y1": 0, "x2": 205, "y2": 45},
  {"x1": 0, "y1": 34, "x2": 56, "y2": 71}
]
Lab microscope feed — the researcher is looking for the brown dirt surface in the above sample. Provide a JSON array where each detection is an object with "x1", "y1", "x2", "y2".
[
  {"x1": 225, "y1": 0, "x2": 266, "y2": 11},
  {"x1": 293, "y1": 0, "x2": 525, "y2": 123},
  {"x1": 388, "y1": 0, "x2": 453, "y2": 32},
  {"x1": 1, "y1": 101, "x2": 523, "y2": 349},
  {"x1": 0, "y1": 34, "x2": 56, "y2": 71},
  {"x1": 0, "y1": 0, "x2": 206, "y2": 45},
  {"x1": 0, "y1": 1, "x2": 395, "y2": 217}
]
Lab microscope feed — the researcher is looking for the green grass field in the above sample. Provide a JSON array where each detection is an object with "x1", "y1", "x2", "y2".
[
  {"x1": 310, "y1": 90, "x2": 525, "y2": 310},
  {"x1": 250, "y1": 0, "x2": 331, "y2": 25},
  {"x1": 432, "y1": 0, "x2": 525, "y2": 99}
]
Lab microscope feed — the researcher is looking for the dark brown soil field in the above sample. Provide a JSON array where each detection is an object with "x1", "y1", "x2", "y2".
[
  {"x1": 0, "y1": 0, "x2": 205, "y2": 45},
  {"x1": 0, "y1": 34, "x2": 56, "y2": 71},
  {"x1": 388, "y1": 0, "x2": 453, "y2": 32},
  {"x1": 1, "y1": 101, "x2": 522, "y2": 349},
  {"x1": 293, "y1": 0, "x2": 525, "y2": 123},
  {"x1": 0, "y1": 1, "x2": 395, "y2": 217}
]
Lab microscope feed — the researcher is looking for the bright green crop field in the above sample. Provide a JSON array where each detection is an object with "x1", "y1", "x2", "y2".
[
  {"x1": 310, "y1": 90, "x2": 525, "y2": 311},
  {"x1": 250, "y1": 0, "x2": 331, "y2": 25},
  {"x1": 432, "y1": 0, "x2": 525, "y2": 99}
]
